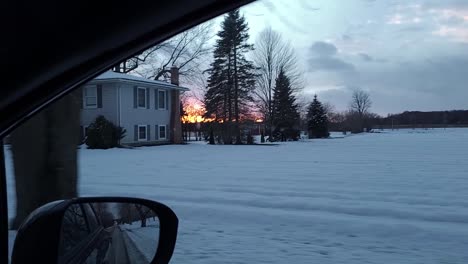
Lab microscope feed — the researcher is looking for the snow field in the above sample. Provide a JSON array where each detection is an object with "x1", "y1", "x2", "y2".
[{"x1": 6, "y1": 128, "x2": 468, "y2": 263}]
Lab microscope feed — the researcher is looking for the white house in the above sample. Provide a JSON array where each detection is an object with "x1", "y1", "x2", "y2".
[{"x1": 80, "y1": 67, "x2": 188, "y2": 145}]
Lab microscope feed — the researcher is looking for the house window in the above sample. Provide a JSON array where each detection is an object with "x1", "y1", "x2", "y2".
[
  {"x1": 84, "y1": 86, "x2": 97, "y2": 108},
  {"x1": 158, "y1": 90, "x2": 166, "y2": 110},
  {"x1": 137, "y1": 87, "x2": 147, "y2": 108},
  {"x1": 159, "y1": 125, "x2": 166, "y2": 139},
  {"x1": 138, "y1": 125, "x2": 147, "y2": 141}
]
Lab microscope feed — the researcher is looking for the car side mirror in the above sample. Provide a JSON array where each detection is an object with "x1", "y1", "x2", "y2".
[{"x1": 11, "y1": 197, "x2": 178, "y2": 264}]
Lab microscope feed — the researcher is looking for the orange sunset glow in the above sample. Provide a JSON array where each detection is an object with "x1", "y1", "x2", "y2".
[
  {"x1": 182, "y1": 101, "x2": 213, "y2": 123},
  {"x1": 181, "y1": 99, "x2": 264, "y2": 124}
]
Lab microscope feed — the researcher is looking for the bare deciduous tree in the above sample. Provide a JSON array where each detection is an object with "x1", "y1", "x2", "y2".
[
  {"x1": 130, "y1": 22, "x2": 213, "y2": 84},
  {"x1": 134, "y1": 204, "x2": 153, "y2": 227},
  {"x1": 252, "y1": 27, "x2": 301, "y2": 137},
  {"x1": 322, "y1": 102, "x2": 335, "y2": 118},
  {"x1": 350, "y1": 89, "x2": 372, "y2": 117},
  {"x1": 349, "y1": 89, "x2": 372, "y2": 132}
]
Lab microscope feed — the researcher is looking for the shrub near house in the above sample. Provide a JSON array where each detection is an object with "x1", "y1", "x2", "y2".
[{"x1": 85, "y1": 116, "x2": 126, "y2": 149}]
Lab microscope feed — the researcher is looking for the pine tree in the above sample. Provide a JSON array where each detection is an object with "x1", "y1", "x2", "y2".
[
  {"x1": 307, "y1": 95, "x2": 329, "y2": 138},
  {"x1": 209, "y1": 127, "x2": 215, "y2": 145},
  {"x1": 272, "y1": 68, "x2": 299, "y2": 141},
  {"x1": 204, "y1": 10, "x2": 256, "y2": 144},
  {"x1": 204, "y1": 57, "x2": 228, "y2": 120}
]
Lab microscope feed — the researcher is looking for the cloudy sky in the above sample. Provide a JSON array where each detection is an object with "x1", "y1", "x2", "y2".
[{"x1": 230, "y1": 0, "x2": 468, "y2": 115}]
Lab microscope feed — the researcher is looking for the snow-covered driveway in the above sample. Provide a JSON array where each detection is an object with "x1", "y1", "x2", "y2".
[{"x1": 6, "y1": 128, "x2": 468, "y2": 263}]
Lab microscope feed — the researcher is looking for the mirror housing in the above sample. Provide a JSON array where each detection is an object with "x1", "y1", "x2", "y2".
[{"x1": 11, "y1": 197, "x2": 178, "y2": 264}]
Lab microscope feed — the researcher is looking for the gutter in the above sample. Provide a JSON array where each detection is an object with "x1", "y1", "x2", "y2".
[{"x1": 90, "y1": 78, "x2": 189, "y2": 91}]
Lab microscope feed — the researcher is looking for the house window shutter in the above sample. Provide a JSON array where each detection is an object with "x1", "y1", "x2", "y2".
[
  {"x1": 147, "y1": 125, "x2": 151, "y2": 141},
  {"x1": 146, "y1": 88, "x2": 150, "y2": 109},
  {"x1": 97, "y1": 85, "x2": 103, "y2": 108},
  {"x1": 166, "y1": 90, "x2": 169, "y2": 110},
  {"x1": 155, "y1": 125, "x2": 159, "y2": 140},
  {"x1": 134, "y1": 125, "x2": 138, "y2": 141},
  {"x1": 133, "y1": 86, "x2": 137, "y2": 108},
  {"x1": 154, "y1": 89, "x2": 158, "y2": 109}
]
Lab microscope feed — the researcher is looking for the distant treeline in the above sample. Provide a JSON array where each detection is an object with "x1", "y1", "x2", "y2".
[
  {"x1": 366, "y1": 110, "x2": 468, "y2": 129},
  {"x1": 381, "y1": 110, "x2": 468, "y2": 126},
  {"x1": 328, "y1": 110, "x2": 468, "y2": 132}
]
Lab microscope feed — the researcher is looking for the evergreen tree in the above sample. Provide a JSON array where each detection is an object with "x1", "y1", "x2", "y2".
[
  {"x1": 204, "y1": 49, "x2": 229, "y2": 120},
  {"x1": 307, "y1": 95, "x2": 329, "y2": 138},
  {"x1": 272, "y1": 68, "x2": 299, "y2": 141},
  {"x1": 204, "y1": 10, "x2": 256, "y2": 144}
]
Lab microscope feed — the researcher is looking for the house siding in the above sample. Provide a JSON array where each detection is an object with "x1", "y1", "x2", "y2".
[
  {"x1": 80, "y1": 83, "x2": 119, "y2": 127},
  {"x1": 80, "y1": 80, "x2": 175, "y2": 145},
  {"x1": 118, "y1": 83, "x2": 172, "y2": 144}
]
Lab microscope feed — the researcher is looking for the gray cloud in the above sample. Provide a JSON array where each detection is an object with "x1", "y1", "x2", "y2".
[
  {"x1": 308, "y1": 42, "x2": 356, "y2": 72},
  {"x1": 316, "y1": 88, "x2": 353, "y2": 112},
  {"x1": 299, "y1": 0, "x2": 320, "y2": 11},
  {"x1": 439, "y1": 16, "x2": 465, "y2": 25},
  {"x1": 349, "y1": 56, "x2": 468, "y2": 97},
  {"x1": 261, "y1": 0, "x2": 308, "y2": 34},
  {"x1": 261, "y1": 0, "x2": 276, "y2": 12},
  {"x1": 375, "y1": 58, "x2": 389, "y2": 63},
  {"x1": 309, "y1": 55, "x2": 468, "y2": 114},
  {"x1": 310, "y1": 41, "x2": 338, "y2": 56},
  {"x1": 358, "y1": 53, "x2": 373, "y2": 62},
  {"x1": 342, "y1": 34, "x2": 353, "y2": 41},
  {"x1": 308, "y1": 57, "x2": 356, "y2": 71},
  {"x1": 398, "y1": 25, "x2": 427, "y2": 32},
  {"x1": 421, "y1": 0, "x2": 468, "y2": 9}
]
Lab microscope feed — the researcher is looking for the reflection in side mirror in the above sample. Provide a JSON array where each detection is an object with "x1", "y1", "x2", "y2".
[
  {"x1": 11, "y1": 197, "x2": 178, "y2": 264},
  {"x1": 59, "y1": 202, "x2": 160, "y2": 264}
]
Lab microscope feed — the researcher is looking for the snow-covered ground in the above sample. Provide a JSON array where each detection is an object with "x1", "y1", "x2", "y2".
[
  {"x1": 6, "y1": 128, "x2": 468, "y2": 263},
  {"x1": 120, "y1": 218, "x2": 160, "y2": 261}
]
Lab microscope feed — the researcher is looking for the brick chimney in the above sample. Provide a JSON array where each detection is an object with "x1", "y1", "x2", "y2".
[
  {"x1": 170, "y1": 66, "x2": 179, "y2": 86},
  {"x1": 169, "y1": 67, "x2": 182, "y2": 144}
]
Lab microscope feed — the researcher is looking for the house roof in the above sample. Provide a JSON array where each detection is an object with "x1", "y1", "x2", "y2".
[{"x1": 92, "y1": 71, "x2": 189, "y2": 91}]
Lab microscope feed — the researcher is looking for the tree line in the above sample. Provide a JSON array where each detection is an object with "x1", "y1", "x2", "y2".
[
  {"x1": 378, "y1": 110, "x2": 468, "y2": 128},
  {"x1": 323, "y1": 97, "x2": 468, "y2": 132},
  {"x1": 319, "y1": 89, "x2": 375, "y2": 134},
  {"x1": 112, "y1": 9, "x2": 378, "y2": 142},
  {"x1": 201, "y1": 10, "x2": 383, "y2": 143},
  {"x1": 203, "y1": 10, "x2": 306, "y2": 143}
]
